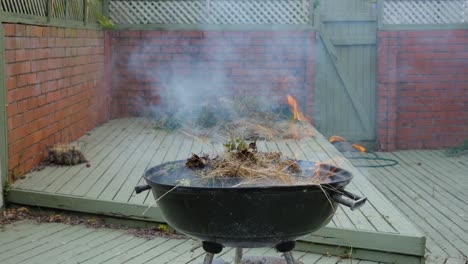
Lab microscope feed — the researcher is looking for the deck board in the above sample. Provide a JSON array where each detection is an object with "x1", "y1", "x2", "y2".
[
  {"x1": 306, "y1": 133, "x2": 417, "y2": 235},
  {"x1": 95, "y1": 129, "x2": 161, "y2": 201},
  {"x1": 142, "y1": 132, "x2": 188, "y2": 205},
  {"x1": 350, "y1": 150, "x2": 468, "y2": 262},
  {"x1": 394, "y1": 151, "x2": 468, "y2": 203},
  {"x1": 111, "y1": 130, "x2": 169, "y2": 203},
  {"x1": 84, "y1": 122, "x2": 156, "y2": 199},
  {"x1": 25, "y1": 228, "x2": 115, "y2": 264},
  {"x1": 42, "y1": 119, "x2": 139, "y2": 194},
  {"x1": 0, "y1": 225, "x2": 85, "y2": 263},
  {"x1": 129, "y1": 132, "x2": 177, "y2": 205},
  {"x1": 80, "y1": 236, "x2": 149, "y2": 264},
  {"x1": 68, "y1": 120, "x2": 149, "y2": 196},
  {"x1": 1, "y1": 221, "x2": 384, "y2": 264},
  {"x1": 0, "y1": 223, "x2": 68, "y2": 252},
  {"x1": 100, "y1": 236, "x2": 170, "y2": 264},
  {"x1": 16, "y1": 226, "x2": 97, "y2": 264},
  {"x1": 385, "y1": 152, "x2": 468, "y2": 231},
  {"x1": 54, "y1": 231, "x2": 128, "y2": 263},
  {"x1": 46, "y1": 118, "x2": 136, "y2": 192},
  {"x1": 9, "y1": 118, "x2": 426, "y2": 263},
  {"x1": 12, "y1": 119, "x2": 120, "y2": 190},
  {"x1": 360, "y1": 163, "x2": 460, "y2": 256}
]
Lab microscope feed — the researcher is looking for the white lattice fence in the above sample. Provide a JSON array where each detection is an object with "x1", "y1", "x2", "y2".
[
  {"x1": 50, "y1": 0, "x2": 85, "y2": 20},
  {"x1": 382, "y1": 0, "x2": 468, "y2": 24},
  {"x1": 0, "y1": 0, "x2": 102, "y2": 23},
  {"x1": 109, "y1": 0, "x2": 311, "y2": 25},
  {"x1": 0, "y1": 0, "x2": 48, "y2": 16}
]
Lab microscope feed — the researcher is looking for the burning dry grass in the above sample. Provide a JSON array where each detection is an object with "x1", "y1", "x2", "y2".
[
  {"x1": 188, "y1": 152, "x2": 296, "y2": 185},
  {"x1": 146, "y1": 96, "x2": 315, "y2": 142},
  {"x1": 185, "y1": 139, "x2": 328, "y2": 186},
  {"x1": 222, "y1": 118, "x2": 315, "y2": 141}
]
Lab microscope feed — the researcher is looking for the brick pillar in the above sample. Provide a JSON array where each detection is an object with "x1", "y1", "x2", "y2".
[
  {"x1": 376, "y1": 31, "x2": 398, "y2": 151},
  {"x1": 104, "y1": 30, "x2": 112, "y2": 121}
]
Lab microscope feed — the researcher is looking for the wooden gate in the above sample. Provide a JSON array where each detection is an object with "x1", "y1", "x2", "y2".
[{"x1": 313, "y1": 0, "x2": 377, "y2": 141}]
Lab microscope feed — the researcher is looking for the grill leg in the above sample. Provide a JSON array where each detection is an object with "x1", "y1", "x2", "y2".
[
  {"x1": 201, "y1": 241, "x2": 224, "y2": 264},
  {"x1": 276, "y1": 242, "x2": 297, "y2": 264},
  {"x1": 234, "y1": 248, "x2": 243, "y2": 264},
  {"x1": 203, "y1": 253, "x2": 215, "y2": 264},
  {"x1": 283, "y1": 251, "x2": 296, "y2": 264}
]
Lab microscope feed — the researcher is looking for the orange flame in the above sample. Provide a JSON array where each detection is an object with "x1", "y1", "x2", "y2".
[
  {"x1": 352, "y1": 144, "x2": 366, "y2": 153},
  {"x1": 287, "y1": 95, "x2": 306, "y2": 122},
  {"x1": 329, "y1": 135, "x2": 346, "y2": 143},
  {"x1": 312, "y1": 162, "x2": 337, "y2": 178},
  {"x1": 329, "y1": 135, "x2": 367, "y2": 153}
]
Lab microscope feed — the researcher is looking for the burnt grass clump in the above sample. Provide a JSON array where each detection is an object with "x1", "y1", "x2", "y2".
[{"x1": 46, "y1": 144, "x2": 87, "y2": 166}]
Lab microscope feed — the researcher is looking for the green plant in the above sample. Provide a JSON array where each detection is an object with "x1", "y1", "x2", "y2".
[
  {"x1": 446, "y1": 139, "x2": 468, "y2": 156},
  {"x1": 196, "y1": 106, "x2": 218, "y2": 128},
  {"x1": 223, "y1": 137, "x2": 248, "y2": 153},
  {"x1": 49, "y1": 0, "x2": 116, "y2": 29},
  {"x1": 3, "y1": 181, "x2": 11, "y2": 198},
  {"x1": 157, "y1": 224, "x2": 168, "y2": 232},
  {"x1": 96, "y1": 15, "x2": 116, "y2": 29},
  {"x1": 93, "y1": 0, "x2": 116, "y2": 29},
  {"x1": 146, "y1": 111, "x2": 182, "y2": 132}
]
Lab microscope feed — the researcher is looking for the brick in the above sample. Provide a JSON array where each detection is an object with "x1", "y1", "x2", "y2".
[
  {"x1": 16, "y1": 73, "x2": 37, "y2": 87},
  {"x1": 6, "y1": 61, "x2": 31, "y2": 76},
  {"x1": 26, "y1": 26, "x2": 44, "y2": 37},
  {"x1": 15, "y1": 50, "x2": 30, "y2": 62},
  {"x1": 181, "y1": 31, "x2": 203, "y2": 38},
  {"x1": 4, "y1": 50, "x2": 15, "y2": 63},
  {"x1": 119, "y1": 31, "x2": 142, "y2": 38},
  {"x1": 31, "y1": 59, "x2": 49, "y2": 72},
  {"x1": 15, "y1": 25, "x2": 26, "y2": 36},
  {"x1": 6, "y1": 77, "x2": 17, "y2": 91},
  {"x1": 3, "y1": 24, "x2": 15, "y2": 36}
]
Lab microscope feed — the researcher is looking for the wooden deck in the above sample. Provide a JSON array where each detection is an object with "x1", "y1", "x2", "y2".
[
  {"x1": 9, "y1": 118, "x2": 425, "y2": 263},
  {"x1": 0, "y1": 220, "x2": 386, "y2": 264},
  {"x1": 349, "y1": 150, "x2": 468, "y2": 264}
]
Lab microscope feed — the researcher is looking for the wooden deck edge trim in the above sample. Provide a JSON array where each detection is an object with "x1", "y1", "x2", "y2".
[
  {"x1": 303, "y1": 227, "x2": 426, "y2": 256},
  {"x1": 295, "y1": 242, "x2": 425, "y2": 264},
  {"x1": 8, "y1": 189, "x2": 426, "y2": 259},
  {"x1": 8, "y1": 189, "x2": 166, "y2": 222}
]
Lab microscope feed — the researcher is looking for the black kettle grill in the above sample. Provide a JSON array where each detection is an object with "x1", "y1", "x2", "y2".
[{"x1": 135, "y1": 160, "x2": 366, "y2": 264}]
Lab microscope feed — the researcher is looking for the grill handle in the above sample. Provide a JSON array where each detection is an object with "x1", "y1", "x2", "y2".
[
  {"x1": 134, "y1": 185, "x2": 151, "y2": 194},
  {"x1": 331, "y1": 189, "x2": 367, "y2": 211}
]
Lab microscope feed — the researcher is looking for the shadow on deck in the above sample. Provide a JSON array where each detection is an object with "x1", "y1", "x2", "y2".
[{"x1": 9, "y1": 118, "x2": 426, "y2": 264}]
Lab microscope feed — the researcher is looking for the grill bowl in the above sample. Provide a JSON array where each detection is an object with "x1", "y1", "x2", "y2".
[{"x1": 140, "y1": 160, "x2": 365, "y2": 248}]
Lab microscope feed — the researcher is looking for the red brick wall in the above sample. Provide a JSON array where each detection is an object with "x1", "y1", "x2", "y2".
[
  {"x1": 110, "y1": 30, "x2": 315, "y2": 118},
  {"x1": 377, "y1": 30, "x2": 468, "y2": 150},
  {"x1": 3, "y1": 24, "x2": 109, "y2": 180}
]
